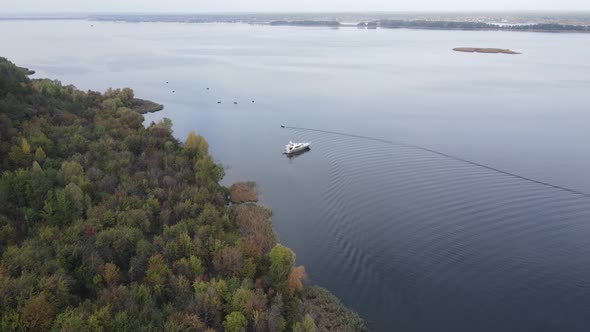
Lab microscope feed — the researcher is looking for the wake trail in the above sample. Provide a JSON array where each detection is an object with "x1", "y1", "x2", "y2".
[{"x1": 282, "y1": 125, "x2": 590, "y2": 198}]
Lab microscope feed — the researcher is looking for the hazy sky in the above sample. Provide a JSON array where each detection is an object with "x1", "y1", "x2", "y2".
[{"x1": 3, "y1": 0, "x2": 589, "y2": 13}]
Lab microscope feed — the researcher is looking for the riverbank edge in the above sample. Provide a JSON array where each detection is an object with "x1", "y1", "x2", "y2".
[{"x1": 229, "y1": 182, "x2": 366, "y2": 330}]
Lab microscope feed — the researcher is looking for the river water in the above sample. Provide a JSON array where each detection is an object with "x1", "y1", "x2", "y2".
[{"x1": 2, "y1": 19, "x2": 590, "y2": 331}]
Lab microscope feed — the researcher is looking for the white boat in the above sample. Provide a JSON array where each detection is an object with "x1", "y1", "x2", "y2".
[{"x1": 283, "y1": 141, "x2": 310, "y2": 155}]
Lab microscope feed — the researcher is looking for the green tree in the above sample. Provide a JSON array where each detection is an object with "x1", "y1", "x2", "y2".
[
  {"x1": 59, "y1": 160, "x2": 85, "y2": 186},
  {"x1": 34, "y1": 147, "x2": 46, "y2": 163},
  {"x1": 64, "y1": 182, "x2": 86, "y2": 220},
  {"x1": 269, "y1": 244, "x2": 295, "y2": 287},
  {"x1": 223, "y1": 311, "x2": 248, "y2": 332},
  {"x1": 146, "y1": 254, "x2": 170, "y2": 295},
  {"x1": 293, "y1": 314, "x2": 317, "y2": 332}
]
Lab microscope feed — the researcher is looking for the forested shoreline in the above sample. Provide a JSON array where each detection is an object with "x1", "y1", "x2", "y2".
[
  {"x1": 269, "y1": 19, "x2": 590, "y2": 32},
  {"x1": 0, "y1": 57, "x2": 364, "y2": 331}
]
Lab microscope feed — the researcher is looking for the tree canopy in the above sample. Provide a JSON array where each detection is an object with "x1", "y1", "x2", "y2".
[{"x1": 0, "y1": 56, "x2": 364, "y2": 331}]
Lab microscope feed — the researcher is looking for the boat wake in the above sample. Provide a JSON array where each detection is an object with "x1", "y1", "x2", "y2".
[
  {"x1": 281, "y1": 124, "x2": 590, "y2": 331},
  {"x1": 281, "y1": 125, "x2": 590, "y2": 198}
]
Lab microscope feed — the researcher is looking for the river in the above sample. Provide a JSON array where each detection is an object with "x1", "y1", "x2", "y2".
[{"x1": 2, "y1": 19, "x2": 590, "y2": 331}]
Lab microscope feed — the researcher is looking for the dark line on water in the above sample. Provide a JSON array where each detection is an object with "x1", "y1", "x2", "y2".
[{"x1": 283, "y1": 125, "x2": 590, "y2": 198}]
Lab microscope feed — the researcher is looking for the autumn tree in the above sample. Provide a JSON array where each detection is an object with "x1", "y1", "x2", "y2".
[
  {"x1": 184, "y1": 130, "x2": 209, "y2": 160},
  {"x1": 287, "y1": 266, "x2": 307, "y2": 295},
  {"x1": 21, "y1": 294, "x2": 54, "y2": 331},
  {"x1": 104, "y1": 262, "x2": 121, "y2": 287}
]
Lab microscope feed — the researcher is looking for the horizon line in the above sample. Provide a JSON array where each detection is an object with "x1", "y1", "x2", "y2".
[{"x1": 2, "y1": 9, "x2": 590, "y2": 16}]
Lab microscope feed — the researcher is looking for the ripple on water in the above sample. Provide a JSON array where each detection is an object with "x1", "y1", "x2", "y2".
[{"x1": 287, "y1": 127, "x2": 590, "y2": 332}]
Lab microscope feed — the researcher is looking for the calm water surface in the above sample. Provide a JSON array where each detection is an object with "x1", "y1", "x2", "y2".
[{"x1": 3, "y1": 20, "x2": 590, "y2": 331}]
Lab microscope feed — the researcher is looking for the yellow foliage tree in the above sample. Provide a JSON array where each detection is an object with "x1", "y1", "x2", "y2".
[
  {"x1": 104, "y1": 262, "x2": 120, "y2": 286},
  {"x1": 21, "y1": 137, "x2": 31, "y2": 154},
  {"x1": 184, "y1": 130, "x2": 209, "y2": 159},
  {"x1": 287, "y1": 265, "x2": 306, "y2": 295}
]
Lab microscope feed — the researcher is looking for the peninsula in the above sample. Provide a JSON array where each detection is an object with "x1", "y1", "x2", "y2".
[{"x1": 0, "y1": 57, "x2": 364, "y2": 331}]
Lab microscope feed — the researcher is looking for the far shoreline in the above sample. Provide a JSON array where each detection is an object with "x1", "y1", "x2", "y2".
[{"x1": 2, "y1": 14, "x2": 590, "y2": 34}]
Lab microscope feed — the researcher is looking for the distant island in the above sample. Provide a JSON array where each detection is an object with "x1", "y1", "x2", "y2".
[
  {"x1": 267, "y1": 19, "x2": 590, "y2": 33},
  {"x1": 269, "y1": 20, "x2": 340, "y2": 27},
  {"x1": 453, "y1": 47, "x2": 521, "y2": 54},
  {"x1": 363, "y1": 19, "x2": 590, "y2": 33},
  {"x1": 265, "y1": 19, "x2": 590, "y2": 33}
]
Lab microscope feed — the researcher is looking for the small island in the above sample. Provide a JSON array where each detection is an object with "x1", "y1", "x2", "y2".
[{"x1": 453, "y1": 47, "x2": 521, "y2": 54}]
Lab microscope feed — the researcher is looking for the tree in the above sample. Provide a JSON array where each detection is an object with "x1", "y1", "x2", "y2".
[
  {"x1": 119, "y1": 87, "x2": 134, "y2": 105},
  {"x1": 21, "y1": 137, "x2": 30, "y2": 154},
  {"x1": 34, "y1": 147, "x2": 46, "y2": 163},
  {"x1": 231, "y1": 288, "x2": 256, "y2": 318},
  {"x1": 59, "y1": 160, "x2": 85, "y2": 186},
  {"x1": 21, "y1": 294, "x2": 54, "y2": 331},
  {"x1": 269, "y1": 245, "x2": 295, "y2": 287},
  {"x1": 223, "y1": 311, "x2": 248, "y2": 332},
  {"x1": 213, "y1": 246, "x2": 244, "y2": 277},
  {"x1": 268, "y1": 294, "x2": 287, "y2": 332},
  {"x1": 146, "y1": 254, "x2": 170, "y2": 295},
  {"x1": 287, "y1": 266, "x2": 306, "y2": 295},
  {"x1": 184, "y1": 130, "x2": 209, "y2": 159},
  {"x1": 104, "y1": 262, "x2": 120, "y2": 286},
  {"x1": 164, "y1": 312, "x2": 205, "y2": 332},
  {"x1": 64, "y1": 182, "x2": 87, "y2": 220},
  {"x1": 293, "y1": 314, "x2": 317, "y2": 332}
]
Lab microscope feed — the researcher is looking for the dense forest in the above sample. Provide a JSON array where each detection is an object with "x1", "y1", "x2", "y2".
[
  {"x1": 369, "y1": 20, "x2": 590, "y2": 32},
  {"x1": 0, "y1": 57, "x2": 364, "y2": 331},
  {"x1": 262, "y1": 19, "x2": 590, "y2": 32}
]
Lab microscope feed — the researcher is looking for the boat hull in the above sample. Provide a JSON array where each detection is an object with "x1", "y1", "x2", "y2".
[{"x1": 283, "y1": 143, "x2": 310, "y2": 155}]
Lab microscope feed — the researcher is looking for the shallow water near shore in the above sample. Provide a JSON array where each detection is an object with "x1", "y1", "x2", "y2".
[{"x1": 2, "y1": 20, "x2": 590, "y2": 331}]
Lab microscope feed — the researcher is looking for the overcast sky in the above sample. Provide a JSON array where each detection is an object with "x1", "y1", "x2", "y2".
[{"x1": 3, "y1": 0, "x2": 589, "y2": 13}]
